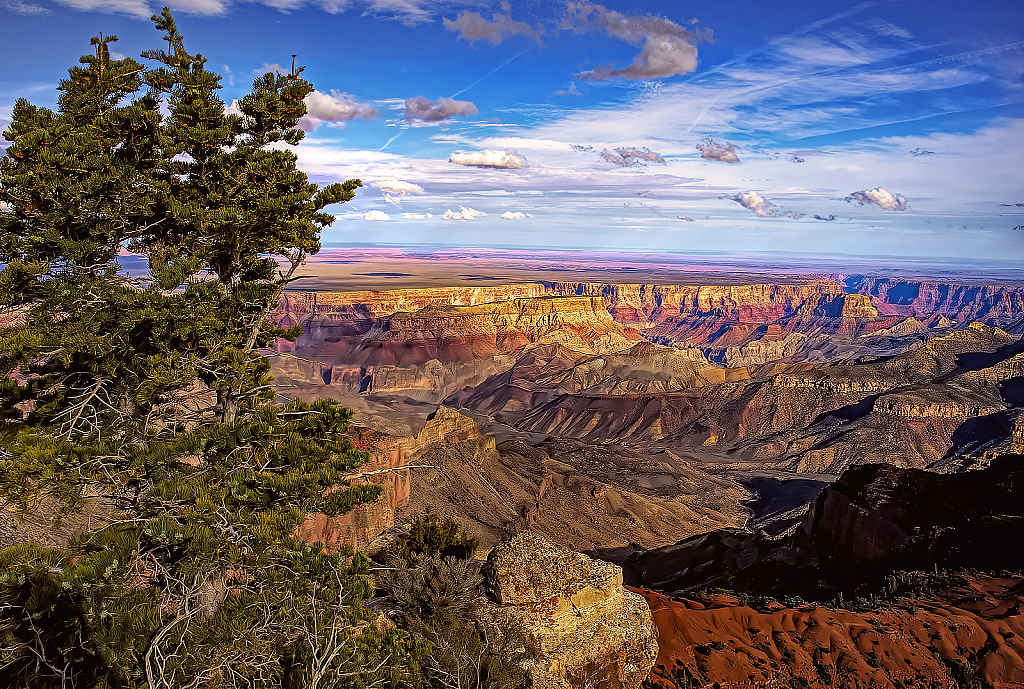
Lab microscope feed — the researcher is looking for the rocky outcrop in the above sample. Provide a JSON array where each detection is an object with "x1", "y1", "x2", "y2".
[
  {"x1": 483, "y1": 532, "x2": 658, "y2": 689},
  {"x1": 604, "y1": 455, "x2": 1024, "y2": 599}
]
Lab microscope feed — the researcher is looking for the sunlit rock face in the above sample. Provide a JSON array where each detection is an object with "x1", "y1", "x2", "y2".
[{"x1": 482, "y1": 532, "x2": 658, "y2": 689}]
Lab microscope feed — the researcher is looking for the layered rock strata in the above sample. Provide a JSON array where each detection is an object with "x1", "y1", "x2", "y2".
[{"x1": 297, "y1": 407, "x2": 489, "y2": 551}]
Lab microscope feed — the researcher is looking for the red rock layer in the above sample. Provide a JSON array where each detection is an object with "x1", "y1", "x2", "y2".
[{"x1": 639, "y1": 577, "x2": 1024, "y2": 689}]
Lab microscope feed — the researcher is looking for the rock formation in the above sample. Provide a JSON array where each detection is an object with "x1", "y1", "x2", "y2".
[
  {"x1": 602, "y1": 454, "x2": 1024, "y2": 599},
  {"x1": 482, "y1": 532, "x2": 658, "y2": 689},
  {"x1": 297, "y1": 407, "x2": 492, "y2": 551}
]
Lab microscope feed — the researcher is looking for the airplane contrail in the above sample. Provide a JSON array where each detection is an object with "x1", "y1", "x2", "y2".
[{"x1": 450, "y1": 46, "x2": 533, "y2": 99}]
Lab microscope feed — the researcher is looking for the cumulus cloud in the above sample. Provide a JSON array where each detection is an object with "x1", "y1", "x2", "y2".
[
  {"x1": 564, "y1": 2, "x2": 707, "y2": 80},
  {"x1": 363, "y1": 210, "x2": 391, "y2": 221},
  {"x1": 299, "y1": 90, "x2": 378, "y2": 131},
  {"x1": 501, "y1": 211, "x2": 532, "y2": 219},
  {"x1": 371, "y1": 179, "x2": 424, "y2": 196},
  {"x1": 449, "y1": 150, "x2": 528, "y2": 169},
  {"x1": 697, "y1": 137, "x2": 740, "y2": 163},
  {"x1": 600, "y1": 146, "x2": 666, "y2": 167},
  {"x1": 728, "y1": 191, "x2": 776, "y2": 217},
  {"x1": 845, "y1": 187, "x2": 908, "y2": 211},
  {"x1": 443, "y1": 9, "x2": 542, "y2": 45},
  {"x1": 442, "y1": 206, "x2": 486, "y2": 220},
  {"x1": 405, "y1": 96, "x2": 478, "y2": 123},
  {"x1": 554, "y1": 83, "x2": 582, "y2": 96},
  {"x1": 401, "y1": 212, "x2": 433, "y2": 219}
]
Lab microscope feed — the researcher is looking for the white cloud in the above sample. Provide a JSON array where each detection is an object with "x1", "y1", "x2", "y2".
[
  {"x1": 363, "y1": 210, "x2": 391, "y2": 221},
  {"x1": 371, "y1": 178, "x2": 424, "y2": 196},
  {"x1": 845, "y1": 187, "x2": 908, "y2": 210},
  {"x1": 600, "y1": 146, "x2": 666, "y2": 167},
  {"x1": 501, "y1": 211, "x2": 532, "y2": 219},
  {"x1": 299, "y1": 90, "x2": 377, "y2": 132},
  {"x1": 443, "y1": 9, "x2": 542, "y2": 45},
  {"x1": 728, "y1": 191, "x2": 776, "y2": 217},
  {"x1": 405, "y1": 96, "x2": 478, "y2": 123},
  {"x1": 697, "y1": 138, "x2": 740, "y2": 163},
  {"x1": 449, "y1": 150, "x2": 528, "y2": 169},
  {"x1": 554, "y1": 83, "x2": 582, "y2": 97},
  {"x1": 401, "y1": 212, "x2": 433, "y2": 219},
  {"x1": 254, "y1": 62, "x2": 288, "y2": 74},
  {"x1": 442, "y1": 206, "x2": 486, "y2": 220}
]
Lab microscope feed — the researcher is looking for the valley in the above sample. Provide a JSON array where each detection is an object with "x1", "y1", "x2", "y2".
[{"x1": 267, "y1": 272, "x2": 1024, "y2": 554}]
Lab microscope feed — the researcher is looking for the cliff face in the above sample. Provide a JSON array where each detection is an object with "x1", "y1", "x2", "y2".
[
  {"x1": 272, "y1": 279, "x2": 1024, "y2": 476},
  {"x1": 274, "y1": 293, "x2": 642, "y2": 369},
  {"x1": 296, "y1": 407, "x2": 490, "y2": 551},
  {"x1": 603, "y1": 454, "x2": 1024, "y2": 599},
  {"x1": 843, "y1": 275, "x2": 1024, "y2": 321}
]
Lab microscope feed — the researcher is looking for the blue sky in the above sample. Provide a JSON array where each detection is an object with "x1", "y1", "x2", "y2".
[{"x1": 2, "y1": 0, "x2": 1023, "y2": 261}]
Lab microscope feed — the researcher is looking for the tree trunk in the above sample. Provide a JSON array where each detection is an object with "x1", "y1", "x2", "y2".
[{"x1": 217, "y1": 386, "x2": 239, "y2": 425}]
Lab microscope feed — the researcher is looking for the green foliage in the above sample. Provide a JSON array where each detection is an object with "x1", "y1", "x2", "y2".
[
  {"x1": 0, "y1": 9, "x2": 419, "y2": 688},
  {"x1": 383, "y1": 512, "x2": 481, "y2": 565},
  {"x1": 375, "y1": 518, "x2": 530, "y2": 688}
]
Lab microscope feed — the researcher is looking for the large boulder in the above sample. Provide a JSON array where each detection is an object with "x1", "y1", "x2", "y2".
[{"x1": 484, "y1": 532, "x2": 658, "y2": 689}]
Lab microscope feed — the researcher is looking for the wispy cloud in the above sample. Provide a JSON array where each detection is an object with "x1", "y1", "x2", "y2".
[{"x1": 0, "y1": 0, "x2": 50, "y2": 14}]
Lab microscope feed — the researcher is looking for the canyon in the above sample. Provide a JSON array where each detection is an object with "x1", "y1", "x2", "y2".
[
  {"x1": 270, "y1": 275, "x2": 1024, "y2": 484},
  {"x1": 268, "y1": 273, "x2": 1024, "y2": 687}
]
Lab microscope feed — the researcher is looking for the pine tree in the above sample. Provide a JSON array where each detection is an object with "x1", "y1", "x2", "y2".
[{"x1": 0, "y1": 10, "x2": 418, "y2": 688}]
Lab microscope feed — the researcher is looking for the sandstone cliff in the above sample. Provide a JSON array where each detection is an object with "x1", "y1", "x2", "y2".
[
  {"x1": 297, "y1": 407, "x2": 493, "y2": 551},
  {"x1": 482, "y1": 532, "x2": 658, "y2": 689}
]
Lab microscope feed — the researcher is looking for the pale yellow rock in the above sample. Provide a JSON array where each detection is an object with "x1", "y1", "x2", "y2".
[{"x1": 483, "y1": 532, "x2": 658, "y2": 689}]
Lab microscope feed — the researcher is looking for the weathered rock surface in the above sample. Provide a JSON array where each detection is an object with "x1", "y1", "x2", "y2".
[{"x1": 483, "y1": 532, "x2": 658, "y2": 689}]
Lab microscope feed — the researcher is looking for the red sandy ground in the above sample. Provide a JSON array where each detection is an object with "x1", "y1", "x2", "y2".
[{"x1": 636, "y1": 576, "x2": 1024, "y2": 689}]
